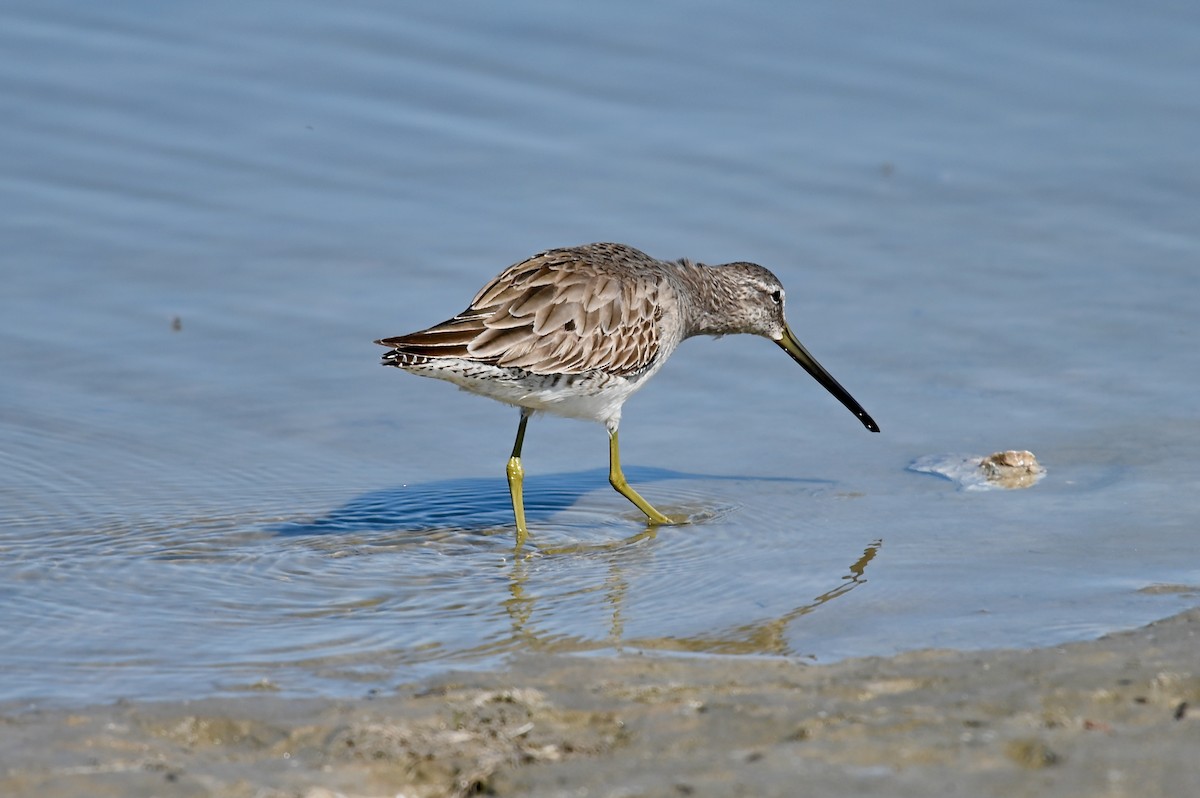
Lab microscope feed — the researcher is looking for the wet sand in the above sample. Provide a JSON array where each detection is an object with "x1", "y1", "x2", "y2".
[{"x1": 3, "y1": 607, "x2": 1198, "y2": 797}]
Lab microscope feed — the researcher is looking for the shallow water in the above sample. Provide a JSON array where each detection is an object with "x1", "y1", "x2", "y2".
[{"x1": 3, "y1": 0, "x2": 1199, "y2": 704}]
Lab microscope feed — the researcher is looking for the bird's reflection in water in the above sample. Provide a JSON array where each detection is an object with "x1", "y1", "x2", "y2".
[
  {"x1": 504, "y1": 537, "x2": 881, "y2": 657},
  {"x1": 273, "y1": 472, "x2": 876, "y2": 663}
]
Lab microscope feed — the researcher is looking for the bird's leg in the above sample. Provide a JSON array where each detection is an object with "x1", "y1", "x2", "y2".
[
  {"x1": 506, "y1": 410, "x2": 532, "y2": 547},
  {"x1": 607, "y1": 425, "x2": 675, "y2": 526}
]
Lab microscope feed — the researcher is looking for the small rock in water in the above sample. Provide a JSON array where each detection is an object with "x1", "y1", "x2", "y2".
[
  {"x1": 909, "y1": 450, "x2": 1045, "y2": 491},
  {"x1": 979, "y1": 450, "x2": 1044, "y2": 489}
]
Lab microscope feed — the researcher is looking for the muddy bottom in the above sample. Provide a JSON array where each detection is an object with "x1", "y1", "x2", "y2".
[{"x1": 3, "y1": 608, "x2": 1198, "y2": 797}]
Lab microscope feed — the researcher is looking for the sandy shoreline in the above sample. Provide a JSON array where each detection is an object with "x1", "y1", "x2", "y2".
[{"x1": 3, "y1": 609, "x2": 1198, "y2": 797}]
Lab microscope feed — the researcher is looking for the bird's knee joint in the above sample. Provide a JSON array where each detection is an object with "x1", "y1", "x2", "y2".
[{"x1": 506, "y1": 457, "x2": 524, "y2": 482}]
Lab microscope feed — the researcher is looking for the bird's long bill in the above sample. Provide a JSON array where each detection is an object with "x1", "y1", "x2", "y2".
[{"x1": 777, "y1": 325, "x2": 880, "y2": 432}]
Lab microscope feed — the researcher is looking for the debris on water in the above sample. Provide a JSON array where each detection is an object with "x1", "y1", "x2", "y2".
[
  {"x1": 979, "y1": 450, "x2": 1044, "y2": 488},
  {"x1": 909, "y1": 450, "x2": 1045, "y2": 491}
]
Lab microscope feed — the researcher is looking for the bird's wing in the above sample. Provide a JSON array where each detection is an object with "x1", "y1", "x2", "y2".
[{"x1": 376, "y1": 247, "x2": 667, "y2": 376}]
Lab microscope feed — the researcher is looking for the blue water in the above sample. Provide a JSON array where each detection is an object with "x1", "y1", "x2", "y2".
[{"x1": 3, "y1": 0, "x2": 1199, "y2": 704}]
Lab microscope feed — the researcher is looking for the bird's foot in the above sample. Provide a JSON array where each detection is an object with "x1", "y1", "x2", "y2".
[{"x1": 648, "y1": 512, "x2": 692, "y2": 527}]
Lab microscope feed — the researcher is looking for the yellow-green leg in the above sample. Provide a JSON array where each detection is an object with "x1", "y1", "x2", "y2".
[
  {"x1": 506, "y1": 410, "x2": 531, "y2": 546},
  {"x1": 607, "y1": 427, "x2": 675, "y2": 526}
]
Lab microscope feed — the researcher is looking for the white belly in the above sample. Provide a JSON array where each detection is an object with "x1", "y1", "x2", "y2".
[{"x1": 400, "y1": 358, "x2": 662, "y2": 427}]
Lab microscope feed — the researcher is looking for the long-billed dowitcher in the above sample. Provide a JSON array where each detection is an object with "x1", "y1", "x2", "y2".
[{"x1": 376, "y1": 242, "x2": 878, "y2": 543}]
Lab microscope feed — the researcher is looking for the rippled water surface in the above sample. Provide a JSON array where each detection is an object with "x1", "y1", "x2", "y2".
[{"x1": 3, "y1": 0, "x2": 1199, "y2": 704}]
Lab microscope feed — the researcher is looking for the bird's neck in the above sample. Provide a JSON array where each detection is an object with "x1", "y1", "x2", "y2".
[{"x1": 675, "y1": 260, "x2": 741, "y2": 338}]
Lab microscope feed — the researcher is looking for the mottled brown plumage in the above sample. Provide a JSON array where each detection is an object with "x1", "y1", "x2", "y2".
[{"x1": 378, "y1": 243, "x2": 673, "y2": 377}]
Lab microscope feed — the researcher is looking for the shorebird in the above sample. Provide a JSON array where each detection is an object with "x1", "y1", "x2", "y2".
[{"x1": 376, "y1": 243, "x2": 878, "y2": 543}]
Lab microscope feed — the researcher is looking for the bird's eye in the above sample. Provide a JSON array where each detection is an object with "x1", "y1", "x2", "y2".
[{"x1": 770, "y1": 289, "x2": 783, "y2": 304}]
